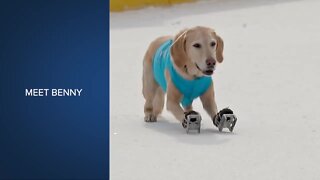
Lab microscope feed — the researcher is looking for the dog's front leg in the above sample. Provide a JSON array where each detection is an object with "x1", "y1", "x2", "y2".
[
  {"x1": 166, "y1": 79, "x2": 185, "y2": 122},
  {"x1": 200, "y1": 83, "x2": 218, "y2": 119},
  {"x1": 201, "y1": 83, "x2": 237, "y2": 132}
]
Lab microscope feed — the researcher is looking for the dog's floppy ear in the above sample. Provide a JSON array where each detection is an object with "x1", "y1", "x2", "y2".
[
  {"x1": 216, "y1": 34, "x2": 224, "y2": 63},
  {"x1": 170, "y1": 29, "x2": 189, "y2": 68}
]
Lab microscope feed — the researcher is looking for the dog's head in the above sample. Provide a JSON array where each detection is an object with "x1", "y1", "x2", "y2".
[{"x1": 170, "y1": 26, "x2": 224, "y2": 78}]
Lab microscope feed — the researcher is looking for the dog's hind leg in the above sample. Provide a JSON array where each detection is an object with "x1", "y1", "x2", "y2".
[
  {"x1": 142, "y1": 36, "x2": 171, "y2": 122},
  {"x1": 142, "y1": 55, "x2": 158, "y2": 122},
  {"x1": 153, "y1": 87, "x2": 165, "y2": 118}
]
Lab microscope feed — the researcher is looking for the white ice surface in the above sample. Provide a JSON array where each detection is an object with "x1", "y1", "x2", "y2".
[{"x1": 110, "y1": 0, "x2": 320, "y2": 179}]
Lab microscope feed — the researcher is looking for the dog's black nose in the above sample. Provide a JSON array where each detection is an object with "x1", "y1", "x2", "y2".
[{"x1": 206, "y1": 58, "x2": 216, "y2": 67}]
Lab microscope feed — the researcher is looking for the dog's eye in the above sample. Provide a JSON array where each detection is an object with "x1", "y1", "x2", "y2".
[
  {"x1": 193, "y1": 43, "x2": 201, "y2": 48},
  {"x1": 210, "y1": 42, "x2": 216, "y2": 47}
]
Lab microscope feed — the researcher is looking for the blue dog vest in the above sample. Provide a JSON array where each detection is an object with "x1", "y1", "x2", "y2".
[{"x1": 153, "y1": 39, "x2": 212, "y2": 107}]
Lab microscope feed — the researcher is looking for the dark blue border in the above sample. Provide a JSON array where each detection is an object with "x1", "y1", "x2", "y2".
[{"x1": 0, "y1": 0, "x2": 109, "y2": 179}]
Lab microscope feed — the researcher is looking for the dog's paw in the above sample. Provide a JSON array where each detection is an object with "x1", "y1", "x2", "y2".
[{"x1": 144, "y1": 114, "x2": 157, "y2": 122}]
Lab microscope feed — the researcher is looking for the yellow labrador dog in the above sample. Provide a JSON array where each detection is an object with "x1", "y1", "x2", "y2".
[{"x1": 142, "y1": 26, "x2": 224, "y2": 129}]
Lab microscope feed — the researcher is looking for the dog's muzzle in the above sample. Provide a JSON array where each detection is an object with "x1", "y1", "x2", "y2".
[{"x1": 195, "y1": 63, "x2": 215, "y2": 76}]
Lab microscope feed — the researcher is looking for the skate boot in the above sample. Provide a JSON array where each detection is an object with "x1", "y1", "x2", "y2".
[
  {"x1": 182, "y1": 111, "x2": 202, "y2": 133},
  {"x1": 213, "y1": 108, "x2": 237, "y2": 132}
]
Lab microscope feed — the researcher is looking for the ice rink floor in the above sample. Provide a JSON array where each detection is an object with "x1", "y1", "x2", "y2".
[{"x1": 110, "y1": 0, "x2": 320, "y2": 179}]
